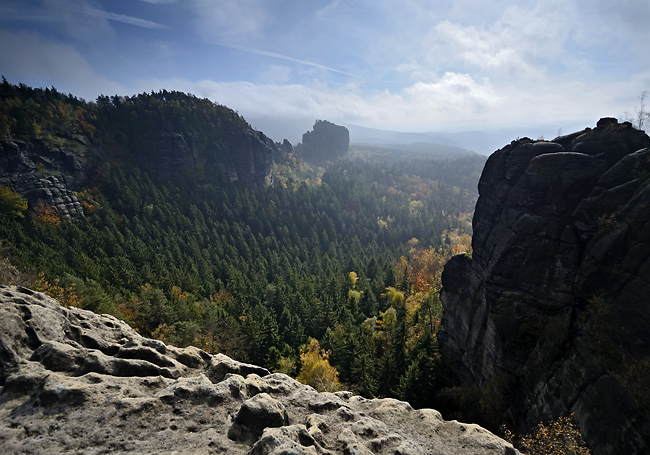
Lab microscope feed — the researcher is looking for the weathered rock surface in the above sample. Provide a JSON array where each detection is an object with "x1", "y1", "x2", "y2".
[
  {"x1": 0, "y1": 140, "x2": 87, "y2": 220},
  {"x1": 439, "y1": 119, "x2": 650, "y2": 455},
  {"x1": 0, "y1": 285, "x2": 518, "y2": 454}
]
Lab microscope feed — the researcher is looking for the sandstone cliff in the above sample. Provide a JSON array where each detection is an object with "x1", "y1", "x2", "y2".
[
  {"x1": 0, "y1": 285, "x2": 519, "y2": 454},
  {"x1": 0, "y1": 139, "x2": 87, "y2": 221},
  {"x1": 152, "y1": 128, "x2": 277, "y2": 187},
  {"x1": 439, "y1": 118, "x2": 650, "y2": 455},
  {"x1": 297, "y1": 121, "x2": 350, "y2": 164}
]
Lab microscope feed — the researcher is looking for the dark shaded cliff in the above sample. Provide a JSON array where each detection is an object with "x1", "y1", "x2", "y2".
[
  {"x1": 94, "y1": 91, "x2": 284, "y2": 188},
  {"x1": 439, "y1": 118, "x2": 650, "y2": 455},
  {"x1": 297, "y1": 120, "x2": 349, "y2": 164}
]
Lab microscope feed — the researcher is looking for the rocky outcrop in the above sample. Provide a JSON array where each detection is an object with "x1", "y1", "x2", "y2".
[
  {"x1": 0, "y1": 285, "x2": 519, "y2": 454},
  {"x1": 439, "y1": 119, "x2": 650, "y2": 455},
  {"x1": 0, "y1": 126, "x2": 282, "y2": 223},
  {"x1": 0, "y1": 140, "x2": 87, "y2": 220},
  {"x1": 298, "y1": 120, "x2": 350, "y2": 163}
]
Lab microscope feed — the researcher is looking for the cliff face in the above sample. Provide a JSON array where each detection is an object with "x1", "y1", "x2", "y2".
[
  {"x1": 0, "y1": 285, "x2": 519, "y2": 455},
  {"x1": 439, "y1": 118, "x2": 650, "y2": 455},
  {"x1": 152, "y1": 128, "x2": 277, "y2": 187},
  {"x1": 0, "y1": 125, "x2": 282, "y2": 221},
  {"x1": 298, "y1": 120, "x2": 350, "y2": 163}
]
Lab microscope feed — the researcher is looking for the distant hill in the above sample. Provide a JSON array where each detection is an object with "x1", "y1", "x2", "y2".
[
  {"x1": 345, "y1": 124, "x2": 463, "y2": 148},
  {"x1": 0, "y1": 80, "x2": 291, "y2": 194},
  {"x1": 350, "y1": 142, "x2": 476, "y2": 161}
]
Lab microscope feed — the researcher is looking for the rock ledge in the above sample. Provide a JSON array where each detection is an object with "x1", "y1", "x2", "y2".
[{"x1": 0, "y1": 285, "x2": 518, "y2": 454}]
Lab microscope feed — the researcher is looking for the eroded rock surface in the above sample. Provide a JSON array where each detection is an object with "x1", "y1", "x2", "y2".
[
  {"x1": 439, "y1": 119, "x2": 650, "y2": 455},
  {"x1": 0, "y1": 140, "x2": 87, "y2": 221},
  {"x1": 0, "y1": 285, "x2": 518, "y2": 454}
]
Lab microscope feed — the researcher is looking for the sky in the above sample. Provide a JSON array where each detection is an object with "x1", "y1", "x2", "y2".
[{"x1": 1, "y1": 0, "x2": 649, "y2": 152}]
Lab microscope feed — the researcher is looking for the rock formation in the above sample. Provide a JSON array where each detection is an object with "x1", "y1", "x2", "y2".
[
  {"x1": 149, "y1": 129, "x2": 276, "y2": 187},
  {"x1": 439, "y1": 118, "x2": 650, "y2": 455},
  {"x1": 0, "y1": 140, "x2": 87, "y2": 221},
  {"x1": 0, "y1": 121, "x2": 284, "y2": 224},
  {"x1": 1, "y1": 86, "x2": 296, "y2": 223},
  {"x1": 0, "y1": 285, "x2": 519, "y2": 454},
  {"x1": 298, "y1": 121, "x2": 350, "y2": 163},
  {"x1": 152, "y1": 129, "x2": 277, "y2": 187}
]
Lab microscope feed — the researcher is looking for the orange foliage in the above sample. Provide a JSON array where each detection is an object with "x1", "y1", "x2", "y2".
[
  {"x1": 212, "y1": 288, "x2": 234, "y2": 306},
  {"x1": 408, "y1": 248, "x2": 446, "y2": 294},
  {"x1": 171, "y1": 285, "x2": 189, "y2": 302},
  {"x1": 115, "y1": 295, "x2": 146, "y2": 333},
  {"x1": 395, "y1": 230, "x2": 473, "y2": 295},
  {"x1": 503, "y1": 414, "x2": 591, "y2": 455},
  {"x1": 395, "y1": 248, "x2": 445, "y2": 294},
  {"x1": 32, "y1": 201, "x2": 61, "y2": 226},
  {"x1": 36, "y1": 273, "x2": 83, "y2": 308}
]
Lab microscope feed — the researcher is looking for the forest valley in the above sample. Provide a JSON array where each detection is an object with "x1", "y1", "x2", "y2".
[{"x1": 2, "y1": 81, "x2": 596, "y2": 453}]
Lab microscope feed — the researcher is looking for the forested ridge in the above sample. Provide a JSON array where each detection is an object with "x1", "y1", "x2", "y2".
[{"x1": 0, "y1": 79, "x2": 485, "y2": 410}]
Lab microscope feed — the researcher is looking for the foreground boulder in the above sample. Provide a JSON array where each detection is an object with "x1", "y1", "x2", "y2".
[
  {"x1": 0, "y1": 285, "x2": 518, "y2": 454},
  {"x1": 439, "y1": 119, "x2": 650, "y2": 455}
]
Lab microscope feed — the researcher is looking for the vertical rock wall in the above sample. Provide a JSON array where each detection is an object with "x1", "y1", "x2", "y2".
[
  {"x1": 299, "y1": 120, "x2": 350, "y2": 163},
  {"x1": 439, "y1": 119, "x2": 650, "y2": 455}
]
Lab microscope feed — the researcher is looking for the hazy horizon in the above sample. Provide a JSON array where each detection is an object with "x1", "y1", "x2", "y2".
[{"x1": 1, "y1": 0, "x2": 649, "y2": 151}]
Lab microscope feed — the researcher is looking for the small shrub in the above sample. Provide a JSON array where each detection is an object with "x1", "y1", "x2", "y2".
[
  {"x1": 296, "y1": 338, "x2": 341, "y2": 392},
  {"x1": 32, "y1": 201, "x2": 61, "y2": 226},
  {"x1": 504, "y1": 414, "x2": 591, "y2": 455},
  {"x1": 0, "y1": 256, "x2": 34, "y2": 286},
  {"x1": 36, "y1": 273, "x2": 83, "y2": 308},
  {"x1": 0, "y1": 185, "x2": 28, "y2": 218}
]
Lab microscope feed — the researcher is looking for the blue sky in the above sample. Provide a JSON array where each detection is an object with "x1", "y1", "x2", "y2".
[{"x1": 1, "y1": 0, "x2": 649, "y2": 149}]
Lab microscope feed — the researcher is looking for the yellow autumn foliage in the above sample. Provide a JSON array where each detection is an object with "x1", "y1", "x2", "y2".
[
  {"x1": 32, "y1": 201, "x2": 61, "y2": 226},
  {"x1": 36, "y1": 273, "x2": 83, "y2": 308},
  {"x1": 504, "y1": 414, "x2": 591, "y2": 455},
  {"x1": 296, "y1": 338, "x2": 341, "y2": 392}
]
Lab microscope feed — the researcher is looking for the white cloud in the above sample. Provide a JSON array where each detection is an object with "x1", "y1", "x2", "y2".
[
  {"x1": 218, "y1": 44, "x2": 354, "y2": 77},
  {"x1": 84, "y1": 8, "x2": 167, "y2": 29},
  {"x1": 429, "y1": 2, "x2": 573, "y2": 80},
  {"x1": 404, "y1": 73, "x2": 501, "y2": 114},
  {"x1": 128, "y1": 72, "x2": 556, "y2": 134},
  {"x1": 190, "y1": 0, "x2": 270, "y2": 43},
  {"x1": 259, "y1": 65, "x2": 292, "y2": 84},
  {"x1": 2, "y1": 0, "x2": 649, "y2": 142}
]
